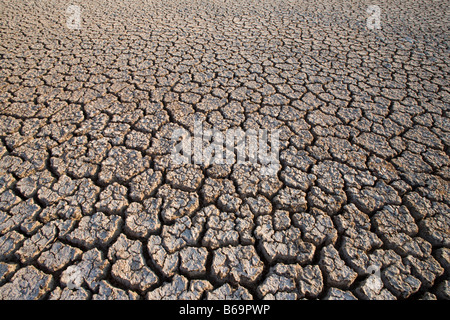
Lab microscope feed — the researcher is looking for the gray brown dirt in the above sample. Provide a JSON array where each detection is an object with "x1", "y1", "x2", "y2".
[{"x1": 0, "y1": 0, "x2": 449, "y2": 300}]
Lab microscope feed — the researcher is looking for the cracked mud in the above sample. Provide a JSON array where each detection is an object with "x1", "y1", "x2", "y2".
[{"x1": 0, "y1": 0, "x2": 449, "y2": 300}]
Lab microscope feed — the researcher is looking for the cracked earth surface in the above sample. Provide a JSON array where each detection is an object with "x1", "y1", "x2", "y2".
[{"x1": 0, "y1": 0, "x2": 449, "y2": 300}]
